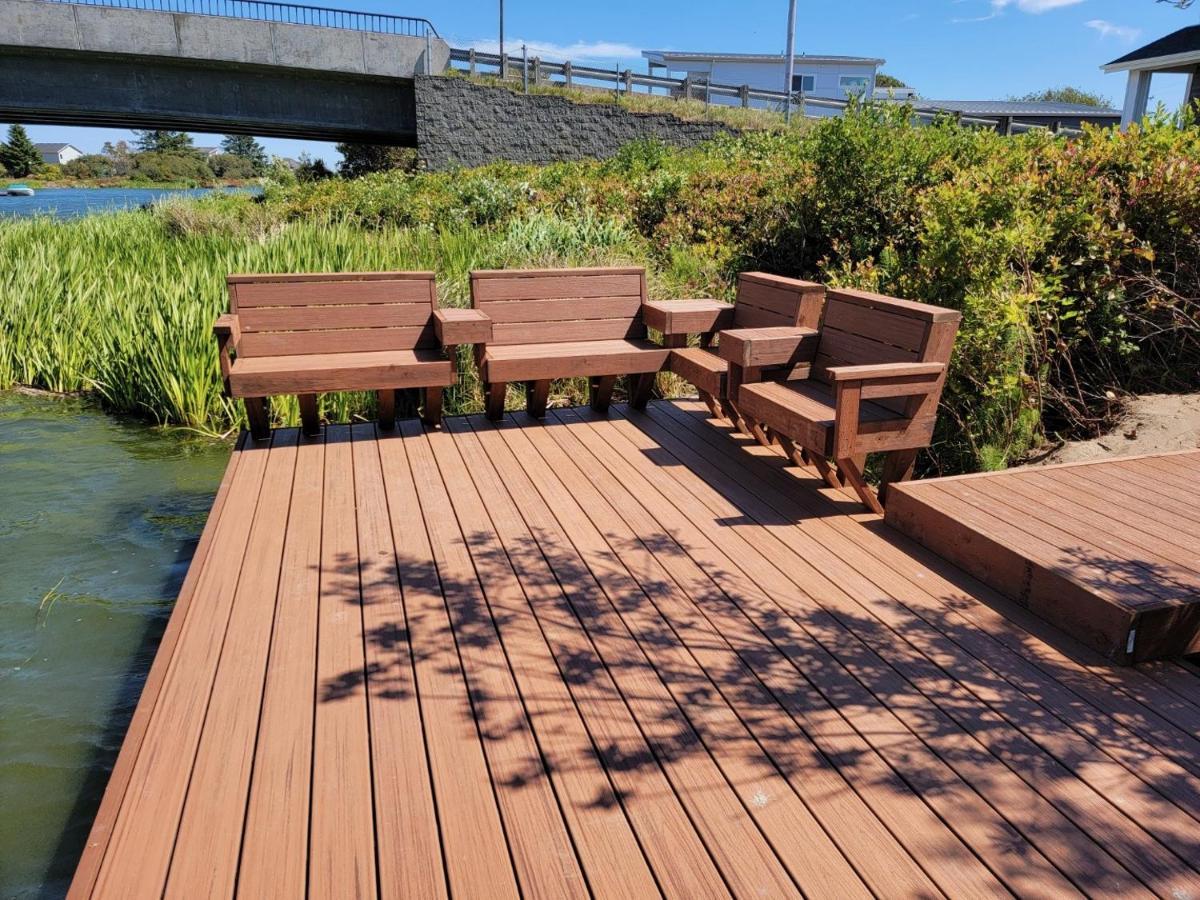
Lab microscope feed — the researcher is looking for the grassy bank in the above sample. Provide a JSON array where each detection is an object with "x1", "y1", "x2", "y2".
[{"x1": 2, "y1": 106, "x2": 1197, "y2": 474}]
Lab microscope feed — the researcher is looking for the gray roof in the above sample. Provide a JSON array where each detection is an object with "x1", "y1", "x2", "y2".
[
  {"x1": 643, "y1": 49, "x2": 884, "y2": 66},
  {"x1": 914, "y1": 100, "x2": 1122, "y2": 118},
  {"x1": 1105, "y1": 25, "x2": 1200, "y2": 70},
  {"x1": 34, "y1": 142, "x2": 79, "y2": 152}
]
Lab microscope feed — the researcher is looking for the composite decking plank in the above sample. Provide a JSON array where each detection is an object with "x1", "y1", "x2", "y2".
[
  {"x1": 349, "y1": 424, "x2": 446, "y2": 900},
  {"x1": 310, "y1": 425, "x2": 377, "y2": 900},
  {"x1": 460, "y1": 417, "x2": 734, "y2": 900},
  {"x1": 90, "y1": 433, "x2": 274, "y2": 900},
  {"x1": 1025, "y1": 467, "x2": 1200, "y2": 557},
  {"x1": 431, "y1": 420, "x2": 663, "y2": 899},
  {"x1": 67, "y1": 433, "x2": 247, "y2": 900},
  {"x1": 547, "y1": 409, "x2": 968, "y2": 898},
  {"x1": 1058, "y1": 458, "x2": 1200, "y2": 532},
  {"x1": 406, "y1": 425, "x2": 589, "y2": 898},
  {"x1": 1074, "y1": 457, "x2": 1200, "y2": 522},
  {"x1": 619, "y1": 406, "x2": 1164, "y2": 897},
  {"x1": 519, "y1": 413, "x2": 882, "y2": 898},
  {"x1": 592, "y1": 408, "x2": 1086, "y2": 897},
  {"x1": 376, "y1": 424, "x2": 521, "y2": 900},
  {"x1": 648, "y1": 404, "x2": 1200, "y2": 886},
  {"x1": 165, "y1": 430, "x2": 300, "y2": 898},
  {"x1": 940, "y1": 476, "x2": 1200, "y2": 598},
  {"x1": 484, "y1": 417, "x2": 807, "y2": 899},
  {"x1": 976, "y1": 471, "x2": 1200, "y2": 578},
  {"x1": 238, "y1": 431, "x2": 326, "y2": 900}
]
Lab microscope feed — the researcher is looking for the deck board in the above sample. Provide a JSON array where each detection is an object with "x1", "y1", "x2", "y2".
[{"x1": 72, "y1": 402, "x2": 1200, "y2": 900}]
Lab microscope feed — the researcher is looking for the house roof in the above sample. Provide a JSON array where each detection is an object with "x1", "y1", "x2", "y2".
[
  {"x1": 913, "y1": 99, "x2": 1122, "y2": 118},
  {"x1": 34, "y1": 142, "x2": 80, "y2": 153},
  {"x1": 1103, "y1": 25, "x2": 1200, "y2": 73},
  {"x1": 642, "y1": 49, "x2": 885, "y2": 67}
]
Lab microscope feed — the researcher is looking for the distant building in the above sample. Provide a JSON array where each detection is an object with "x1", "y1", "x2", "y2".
[
  {"x1": 194, "y1": 146, "x2": 223, "y2": 158},
  {"x1": 1103, "y1": 25, "x2": 1200, "y2": 128},
  {"x1": 34, "y1": 142, "x2": 83, "y2": 165},
  {"x1": 906, "y1": 99, "x2": 1121, "y2": 132},
  {"x1": 642, "y1": 49, "x2": 883, "y2": 114}
]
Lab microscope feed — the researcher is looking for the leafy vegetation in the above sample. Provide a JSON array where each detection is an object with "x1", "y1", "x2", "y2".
[
  {"x1": 2, "y1": 106, "x2": 1197, "y2": 475},
  {"x1": 1010, "y1": 86, "x2": 1114, "y2": 108},
  {"x1": 0, "y1": 125, "x2": 41, "y2": 178}
]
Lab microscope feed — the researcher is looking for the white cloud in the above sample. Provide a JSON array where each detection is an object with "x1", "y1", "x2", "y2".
[
  {"x1": 466, "y1": 38, "x2": 643, "y2": 63},
  {"x1": 953, "y1": 0, "x2": 1085, "y2": 22},
  {"x1": 1085, "y1": 19, "x2": 1142, "y2": 41}
]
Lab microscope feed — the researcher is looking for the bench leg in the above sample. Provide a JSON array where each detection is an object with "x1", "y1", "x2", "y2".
[
  {"x1": 879, "y1": 448, "x2": 919, "y2": 506},
  {"x1": 589, "y1": 375, "x2": 617, "y2": 413},
  {"x1": 485, "y1": 382, "x2": 507, "y2": 421},
  {"x1": 243, "y1": 397, "x2": 270, "y2": 441},
  {"x1": 698, "y1": 389, "x2": 721, "y2": 419},
  {"x1": 298, "y1": 394, "x2": 320, "y2": 437},
  {"x1": 630, "y1": 372, "x2": 656, "y2": 410},
  {"x1": 526, "y1": 380, "x2": 550, "y2": 418},
  {"x1": 836, "y1": 456, "x2": 884, "y2": 515},
  {"x1": 809, "y1": 453, "x2": 843, "y2": 490},
  {"x1": 422, "y1": 386, "x2": 443, "y2": 428},
  {"x1": 776, "y1": 434, "x2": 802, "y2": 466},
  {"x1": 377, "y1": 389, "x2": 396, "y2": 430}
]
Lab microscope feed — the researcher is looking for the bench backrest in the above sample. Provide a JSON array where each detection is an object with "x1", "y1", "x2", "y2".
[
  {"x1": 228, "y1": 271, "x2": 439, "y2": 357},
  {"x1": 471, "y1": 267, "x2": 648, "y2": 346},
  {"x1": 814, "y1": 289, "x2": 961, "y2": 414},
  {"x1": 733, "y1": 272, "x2": 825, "y2": 329}
]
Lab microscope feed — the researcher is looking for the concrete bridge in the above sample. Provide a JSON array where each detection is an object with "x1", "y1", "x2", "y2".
[{"x1": 0, "y1": 0, "x2": 448, "y2": 143}]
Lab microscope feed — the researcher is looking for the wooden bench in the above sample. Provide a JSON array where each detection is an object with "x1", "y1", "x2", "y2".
[
  {"x1": 214, "y1": 272, "x2": 484, "y2": 439},
  {"x1": 722, "y1": 288, "x2": 961, "y2": 513},
  {"x1": 470, "y1": 266, "x2": 670, "y2": 420},
  {"x1": 642, "y1": 272, "x2": 825, "y2": 420}
]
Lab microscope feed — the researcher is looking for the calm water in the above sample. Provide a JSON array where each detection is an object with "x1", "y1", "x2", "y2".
[
  {"x1": 0, "y1": 187, "x2": 255, "y2": 219},
  {"x1": 0, "y1": 392, "x2": 230, "y2": 899}
]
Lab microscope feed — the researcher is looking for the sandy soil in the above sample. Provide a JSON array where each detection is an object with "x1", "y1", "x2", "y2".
[{"x1": 1032, "y1": 393, "x2": 1200, "y2": 466}]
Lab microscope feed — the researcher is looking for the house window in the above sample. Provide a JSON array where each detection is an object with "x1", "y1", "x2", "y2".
[
  {"x1": 791, "y1": 74, "x2": 815, "y2": 93},
  {"x1": 840, "y1": 75, "x2": 869, "y2": 95}
]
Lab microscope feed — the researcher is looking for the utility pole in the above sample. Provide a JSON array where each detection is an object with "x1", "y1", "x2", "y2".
[
  {"x1": 499, "y1": 0, "x2": 506, "y2": 79},
  {"x1": 783, "y1": 0, "x2": 797, "y2": 122}
]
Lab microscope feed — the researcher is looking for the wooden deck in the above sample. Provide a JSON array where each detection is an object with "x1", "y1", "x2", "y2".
[
  {"x1": 886, "y1": 450, "x2": 1200, "y2": 663},
  {"x1": 71, "y1": 400, "x2": 1200, "y2": 899}
]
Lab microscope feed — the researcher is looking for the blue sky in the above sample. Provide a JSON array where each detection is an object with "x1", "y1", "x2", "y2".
[{"x1": 23, "y1": 0, "x2": 1200, "y2": 165}]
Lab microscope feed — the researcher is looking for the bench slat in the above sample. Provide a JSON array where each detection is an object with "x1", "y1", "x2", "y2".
[
  {"x1": 822, "y1": 301, "x2": 929, "y2": 354},
  {"x1": 238, "y1": 326, "x2": 438, "y2": 357},
  {"x1": 472, "y1": 272, "x2": 643, "y2": 302},
  {"x1": 239, "y1": 304, "x2": 434, "y2": 333},
  {"x1": 489, "y1": 319, "x2": 646, "y2": 346},
  {"x1": 480, "y1": 295, "x2": 644, "y2": 324},
  {"x1": 232, "y1": 279, "x2": 435, "y2": 308}
]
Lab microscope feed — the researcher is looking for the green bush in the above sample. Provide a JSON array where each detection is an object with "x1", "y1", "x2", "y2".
[
  {"x1": 62, "y1": 154, "x2": 114, "y2": 179},
  {"x1": 2, "y1": 107, "x2": 1197, "y2": 475},
  {"x1": 131, "y1": 151, "x2": 215, "y2": 185}
]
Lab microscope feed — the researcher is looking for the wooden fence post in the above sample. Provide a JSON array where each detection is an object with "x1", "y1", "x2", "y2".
[
  {"x1": 563, "y1": 59, "x2": 572, "y2": 87},
  {"x1": 740, "y1": 84, "x2": 750, "y2": 108},
  {"x1": 681, "y1": 75, "x2": 691, "y2": 103},
  {"x1": 532, "y1": 56, "x2": 541, "y2": 85},
  {"x1": 468, "y1": 48, "x2": 476, "y2": 76},
  {"x1": 624, "y1": 69, "x2": 632, "y2": 96}
]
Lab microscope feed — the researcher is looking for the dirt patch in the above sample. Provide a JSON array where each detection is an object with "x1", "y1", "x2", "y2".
[{"x1": 1031, "y1": 393, "x2": 1200, "y2": 466}]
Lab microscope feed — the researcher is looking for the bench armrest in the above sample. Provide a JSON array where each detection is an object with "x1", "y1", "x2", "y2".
[
  {"x1": 434, "y1": 308, "x2": 492, "y2": 347},
  {"x1": 829, "y1": 362, "x2": 946, "y2": 459},
  {"x1": 213, "y1": 314, "x2": 240, "y2": 387},
  {"x1": 641, "y1": 299, "x2": 734, "y2": 337},
  {"x1": 717, "y1": 326, "x2": 819, "y2": 369},
  {"x1": 826, "y1": 362, "x2": 944, "y2": 383}
]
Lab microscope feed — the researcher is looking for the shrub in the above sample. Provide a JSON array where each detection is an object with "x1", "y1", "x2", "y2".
[
  {"x1": 63, "y1": 154, "x2": 114, "y2": 179},
  {"x1": 131, "y1": 151, "x2": 215, "y2": 185}
]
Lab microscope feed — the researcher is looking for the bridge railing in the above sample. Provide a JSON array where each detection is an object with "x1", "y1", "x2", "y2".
[
  {"x1": 449, "y1": 47, "x2": 1085, "y2": 137},
  {"x1": 42, "y1": 0, "x2": 438, "y2": 36}
]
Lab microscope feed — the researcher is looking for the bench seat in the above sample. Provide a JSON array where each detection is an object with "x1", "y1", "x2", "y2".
[
  {"x1": 229, "y1": 349, "x2": 455, "y2": 396},
  {"x1": 480, "y1": 338, "x2": 669, "y2": 383},
  {"x1": 738, "y1": 379, "x2": 908, "y2": 459},
  {"x1": 665, "y1": 346, "x2": 727, "y2": 398}
]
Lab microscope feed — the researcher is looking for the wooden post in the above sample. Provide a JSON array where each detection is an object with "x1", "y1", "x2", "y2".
[
  {"x1": 563, "y1": 59, "x2": 572, "y2": 87},
  {"x1": 532, "y1": 56, "x2": 541, "y2": 85},
  {"x1": 740, "y1": 84, "x2": 750, "y2": 108},
  {"x1": 624, "y1": 69, "x2": 633, "y2": 96},
  {"x1": 614, "y1": 62, "x2": 620, "y2": 101},
  {"x1": 468, "y1": 48, "x2": 476, "y2": 76},
  {"x1": 681, "y1": 75, "x2": 691, "y2": 103}
]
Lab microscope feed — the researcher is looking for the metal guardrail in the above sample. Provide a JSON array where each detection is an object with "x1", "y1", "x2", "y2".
[
  {"x1": 44, "y1": 0, "x2": 438, "y2": 36},
  {"x1": 449, "y1": 47, "x2": 1082, "y2": 136}
]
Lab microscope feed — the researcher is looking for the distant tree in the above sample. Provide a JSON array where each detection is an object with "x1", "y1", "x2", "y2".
[
  {"x1": 335, "y1": 142, "x2": 417, "y2": 178},
  {"x1": 265, "y1": 155, "x2": 298, "y2": 186},
  {"x1": 220, "y1": 134, "x2": 267, "y2": 173},
  {"x1": 875, "y1": 73, "x2": 908, "y2": 89},
  {"x1": 0, "y1": 124, "x2": 42, "y2": 177},
  {"x1": 102, "y1": 140, "x2": 133, "y2": 176},
  {"x1": 295, "y1": 152, "x2": 333, "y2": 182},
  {"x1": 1011, "y1": 86, "x2": 1113, "y2": 108},
  {"x1": 133, "y1": 130, "x2": 194, "y2": 154},
  {"x1": 131, "y1": 151, "x2": 214, "y2": 185},
  {"x1": 208, "y1": 152, "x2": 257, "y2": 180},
  {"x1": 63, "y1": 154, "x2": 115, "y2": 179}
]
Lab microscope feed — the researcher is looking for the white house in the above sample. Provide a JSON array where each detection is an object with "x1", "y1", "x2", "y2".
[
  {"x1": 1102, "y1": 25, "x2": 1200, "y2": 128},
  {"x1": 34, "y1": 142, "x2": 83, "y2": 165},
  {"x1": 642, "y1": 49, "x2": 883, "y2": 114}
]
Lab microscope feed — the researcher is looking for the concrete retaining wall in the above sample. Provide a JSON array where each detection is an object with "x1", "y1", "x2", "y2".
[
  {"x1": 0, "y1": 0, "x2": 449, "y2": 77},
  {"x1": 414, "y1": 76, "x2": 735, "y2": 171}
]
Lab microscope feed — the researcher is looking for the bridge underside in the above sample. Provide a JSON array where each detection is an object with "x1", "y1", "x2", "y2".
[{"x1": 0, "y1": 46, "x2": 417, "y2": 144}]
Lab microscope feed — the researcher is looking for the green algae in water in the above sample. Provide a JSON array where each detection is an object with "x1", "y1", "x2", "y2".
[{"x1": 0, "y1": 391, "x2": 229, "y2": 899}]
